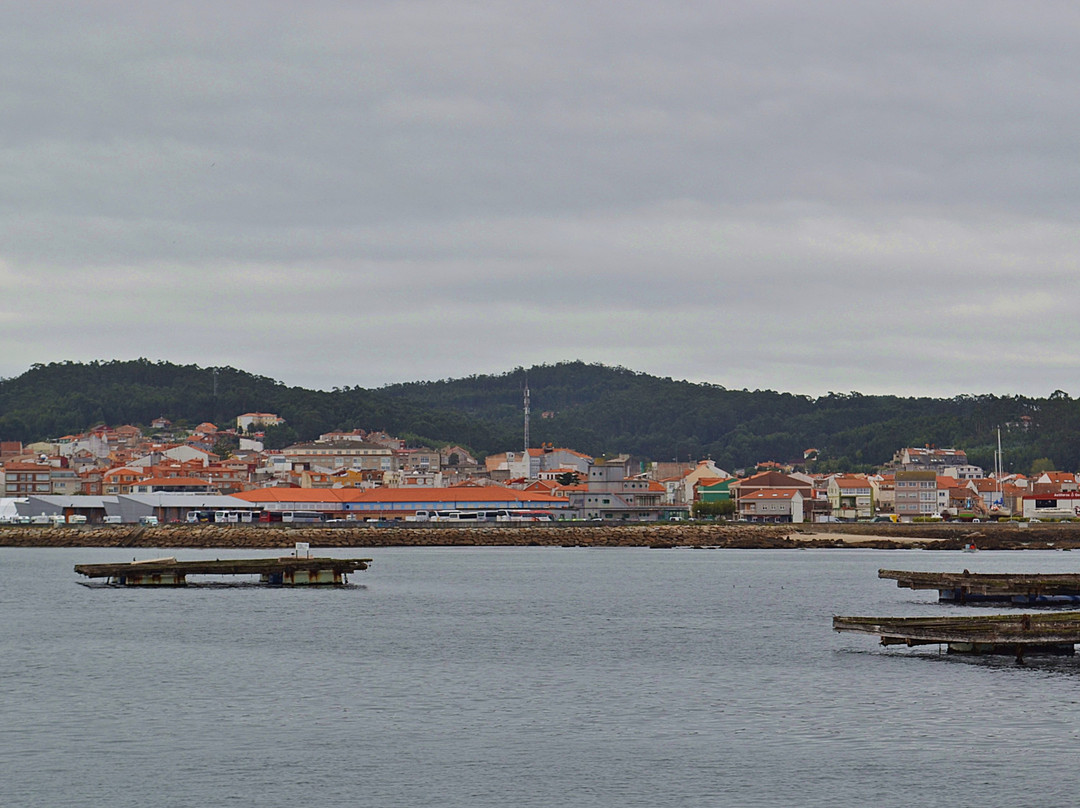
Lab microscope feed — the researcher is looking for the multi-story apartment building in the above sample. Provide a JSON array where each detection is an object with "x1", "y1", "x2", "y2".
[
  {"x1": 894, "y1": 470, "x2": 938, "y2": 519},
  {"x1": 50, "y1": 467, "x2": 82, "y2": 496},
  {"x1": 565, "y1": 459, "x2": 672, "y2": 520},
  {"x1": 396, "y1": 447, "x2": 441, "y2": 472},
  {"x1": 282, "y1": 440, "x2": 396, "y2": 472},
  {"x1": 4, "y1": 462, "x2": 53, "y2": 496}
]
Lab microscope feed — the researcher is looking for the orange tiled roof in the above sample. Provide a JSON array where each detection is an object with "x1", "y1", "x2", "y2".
[
  {"x1": 232, "y1": 486, "x2": 568, "y2": 505},
  {"x1": 136, "y1": 476, "x2": 213, "y2": 487},
  {"x1": 743, "y1": 488, "x2": 799, "y2": 500},
  {"x1": 1041, "y1": 472, "x2": 1076, "y2": 482}
]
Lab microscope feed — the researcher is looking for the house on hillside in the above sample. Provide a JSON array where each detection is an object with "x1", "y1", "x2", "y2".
[
  {"x1": 675, "y1": 459, "x2": 732, "y2": 504},
  {"x1": 738, "y1": 489, "x2": 805, "y2": 523},
  {"x1": 236, "y1": 412, "x2": 285, "y2": 432},
  {"x1": 869, "y1": 474, "x2": 895, "y2": 514},
  {"x1": 486, "y1": 446, "x2": 593, "y2": 481},
  {"x1": 696, "y1": 477, "x2": 736, "y2": 503},
  {"x1": 1031, "y1": 472, "x2": 1079, "y2": 495},
  {"x1": 827, "y1": 476, "x2": 874, "y2": 521},
  {"x1": 730, "y1": 471, "x2": 813, "y2": 509},
  {"x1": 440, "y1": 445, "x2": 478, "y2": 469},
  {"x1": 892, "y1": 447, "x2": 969, "y2": 471}
]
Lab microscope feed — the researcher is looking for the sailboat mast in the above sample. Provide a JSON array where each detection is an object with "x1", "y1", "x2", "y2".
[{"x1": 996, "y1": 428, "x2": 1003, "y2": 508}]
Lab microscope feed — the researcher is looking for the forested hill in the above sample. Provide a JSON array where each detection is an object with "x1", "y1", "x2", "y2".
[
  {"x1": 0, "y1": 359, "x2": 1077, "y2": 473},
  {"x1": 379, "y1": 362, "x2": 1069, "y2": 473},
  {"x1": 0, "y1": 360, "x2": 497, "y2": 455}
]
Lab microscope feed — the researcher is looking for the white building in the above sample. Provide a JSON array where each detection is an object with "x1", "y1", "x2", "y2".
[{"x1": 236, "y1": 412, "x2": 285, "y2": 432}]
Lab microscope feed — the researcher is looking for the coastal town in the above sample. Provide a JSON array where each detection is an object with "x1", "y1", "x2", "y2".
[{"x1": 2, "y1": 410, "x2": 1077, "y2": 527}]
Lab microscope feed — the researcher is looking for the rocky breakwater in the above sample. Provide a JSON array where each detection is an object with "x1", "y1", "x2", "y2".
[
  {"x1": 805, "y1": 521, "x2": 1080, "y2": 550},
  {"x1": 12, "y1": 521, "x2": 1071, "y2": 550},
  {"x1": 1, "y1": 523, "x2": 823, "y2": 549}
]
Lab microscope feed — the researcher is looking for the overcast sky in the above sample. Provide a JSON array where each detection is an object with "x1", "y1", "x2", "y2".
[{"x1": 2, "y1": 1, "x2": 1079, "y2": 398}]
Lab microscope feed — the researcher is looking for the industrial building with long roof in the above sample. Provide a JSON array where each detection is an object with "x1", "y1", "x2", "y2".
[{"x1": 232, "y1": 484, "x2": 571, "y2": 519}]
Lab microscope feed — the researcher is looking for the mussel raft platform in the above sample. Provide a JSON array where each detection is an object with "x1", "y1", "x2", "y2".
[
  {"x1": 879, "y1": 568, "x2": 1080, "y2": 604},
  {"x1": 833, "y1": 612, "x2": 1080, "y2": 659},
  {"x1": 74, "y1": 556, "x2": 372, "y2": 586}
]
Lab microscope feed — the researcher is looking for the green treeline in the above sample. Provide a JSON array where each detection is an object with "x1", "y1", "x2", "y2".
[{"x1": 0, "y1": 359, "x2": 1076, "y2": 473}]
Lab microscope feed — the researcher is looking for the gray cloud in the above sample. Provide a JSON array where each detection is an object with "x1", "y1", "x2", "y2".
[{"x1": 2, "y1": 1, "x2": 1079, "y2": 398}]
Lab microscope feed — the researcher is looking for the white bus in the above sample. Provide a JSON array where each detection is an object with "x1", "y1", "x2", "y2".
[
  {"x1": 281, "y1": 510, "x2": 326, "y2": 523},
  {"x1": 427, "y1": 509, "x2": 555, "y2": 523}
]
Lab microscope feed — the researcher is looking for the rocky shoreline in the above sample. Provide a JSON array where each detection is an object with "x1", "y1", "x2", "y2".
[{"x1": 2, "y1": 521, "x2": 1077, "y2": 551}]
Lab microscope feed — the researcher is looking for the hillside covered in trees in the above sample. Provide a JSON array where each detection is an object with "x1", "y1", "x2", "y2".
[{"x1": 0, "y1": 359, "x2": 1076, "y2": 473}]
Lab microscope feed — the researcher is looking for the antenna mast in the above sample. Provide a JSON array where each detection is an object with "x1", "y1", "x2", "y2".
[{"x1": 523, "y1": 374, "x2": 530, "y2": 453}]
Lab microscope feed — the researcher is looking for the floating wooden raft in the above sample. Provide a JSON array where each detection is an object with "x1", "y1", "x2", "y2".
[
  {"x1": 879, "y1": 568, "x2": 1080, "y2": 604},
  {"x1": 833, "y1": 612, "x2": 1080, "y2": 658},
  {"x1": 74, "y1": 556, "x2": 372, "y2": 586}
]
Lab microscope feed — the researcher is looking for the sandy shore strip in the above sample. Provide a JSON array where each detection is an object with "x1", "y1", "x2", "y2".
[{"x1": 794, "y1": 531, "x2": 947, "y2": 545}]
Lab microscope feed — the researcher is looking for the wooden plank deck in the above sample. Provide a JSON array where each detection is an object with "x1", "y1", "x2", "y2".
[
  {"x1": 879, "y1": 568, "x2": 1080, "y2": 603},
  {"x1": 74, "y1": 556, "x2": 372, "y2": 586},
  {"x1": 833, "y1": 611, "x2": 1080, "y2": 657}
]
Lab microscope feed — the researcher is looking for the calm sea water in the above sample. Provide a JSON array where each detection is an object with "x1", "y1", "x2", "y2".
[{"x1": 5, "y1": 545, "x2": 1080, "y2": 807}]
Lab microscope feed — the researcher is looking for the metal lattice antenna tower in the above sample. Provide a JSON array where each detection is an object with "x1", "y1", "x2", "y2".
[{"x1": 523, "y1": 374, "x2": 530, "y2": 453}]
